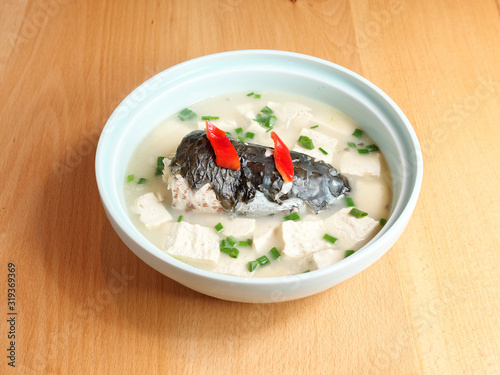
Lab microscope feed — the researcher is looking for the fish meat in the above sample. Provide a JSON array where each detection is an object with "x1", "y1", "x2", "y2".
[{"x1": 166, "y1": 130, "x2": 350, "y2": 216}]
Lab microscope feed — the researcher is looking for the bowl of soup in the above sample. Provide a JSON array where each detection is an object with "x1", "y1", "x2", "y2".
[{"x1": 96, "y1": 50, "x2": 423, "y2": 303}]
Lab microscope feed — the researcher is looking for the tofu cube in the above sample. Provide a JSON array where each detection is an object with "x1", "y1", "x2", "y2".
[
  {"x1": 252, "y1": 226, "x2": 280, "y2": 255},
  {"x1": 339, "y1": 151, "x2": 381, "y2": 177},
  {"x1": 324, "y1": 207, "x2": 380, "y2": 248},
  {"x1": 214, "y1": 259, "x2": 252, "y2": 278},
  {"x1": 310, "y1": 249, "x2": 345, "y2": 270},
  {"x1": 240, "y1": 122, "x2": 274, "y2": 147},
  {"x1": 267, "y1": 101, "x2": 313, "y2": 128},
  {"x1": 134, "y1": 192, "x2": 173, "y2": 228},
  {"x1": 293, "y1": 128, "x2": 338, "y2": 164},
  {"x1": 281, "y1": 220, "x2": 333, "y2": 258},
  {"x1": 165, "y1": 222, "x2": 220, "y2": 264},
  {"x1": 237, "y1": 103, "x2": 257, "y2": 122},
  {"x1": 220, "y1": 218, "x2": 256, "y2": 238}
]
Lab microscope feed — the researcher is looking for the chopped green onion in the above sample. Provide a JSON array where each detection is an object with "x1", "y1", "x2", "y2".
[
  {"x1": 256, "y1": 255, "x2": 270, "y2": 266},
  {"x1": 177, "y1": 215, "x2": 183, "y2": 222},
  {"x1": 255, "y1": 108, "x2": 277, "y2": 129},
  {"x1": 310, "y1": 125, "x2": 319, "y2": 129},
  {"x1": 225, "y1": 131, "x2": 232, "y2": 136},
  {"x1": 238, "y1": 136, "x2": 246, "y2": 142},
  {"x1": 352, "y1": 128, "x2": 363, "y2": 138},
  {"x1": 215, "y1": 222, "x2": 224, "y2": 233},
  {"x1": 347, "y1": 142, "x2": 357, "y2": 148},
  {"x1": 254, "y1": 114, "x2": 266, "y2": 124},
  {"x1": 357, "y1": 148, "x2": 369, "y2": 154},
  {"x1": 246, "y1": 132, "x2": 255, "y2": 139},
  {"x1": 268, "y1": 115, "x2": 277, "y2": 127},
  {"x1": 178, "y1": 108, "x2": 197, "y2": 121},
  {"x1": 137, "y1": 178, "x2": 147, "y2": 184},
  {"x1": 246, "y1": 239, "x2": 253, "y2": 246},
  {"x1": 220, "y1": 239, "x2": 227, "y2": 247},
  {"x1": 298, "y1": 135, "x2": 315, "y2": 150},
  {"x1": 201, "y1": 116, "x2": 219, "y2": 121},
  {"x1": 269, "y1": 247, "x2": 281, "y2": 260},
  {"x1": 303, "y1": 269, "x2": 311, "y2": 273},
  {"x1": 235, "y1": 127, "x2": 243, "y2": 134},
  {"x1": 255, "y1": 105, "x2": 277, "y2": 129},
  {"x1": 248, "y1": 260, "x2": 259, "y2": 272},
  {"x1": 323, "y1": 234, "x2": 338, "y2": 244},
  {"x1": 155, "y1": 156, "x2": 166, "y2": 176},
  {"x1": 350, "y1": 208, "x2": 368, "y2": 218},
  {"x1": 379, "y1": 218, "x2": 387, "y2": 226},
  {"x1": 366, "y1": 144, "x2": 379, "y2": 152},
  {"x1": 246, "y1": 92, "x2": 262, "y2": 99},
  {"x1": 157, "y1": 156, "x2": 166, "y2": 166},
  {"x1": 261, "y1": 106, "x2": 273, "y2": 114},
  {"x1": 228, "y1": 248, "x2": 240, "y2": 258},
  {"x1": 255, "y1": 115, "x2": 266, "y2": 124},
  {"x1": 238, "y1": 240, "x2": 251, "y2": 247},
  {"x1": 344, "y1": 197, "x2": 355, "y2": 207},
  {"x1": 220, "y1": 247, "x2": 232, "y2": 254},
  {"x1": 344, "y1": 250, "x2": 355, "y2": 258},
  {"x1": 284, "y1": 212, "x2": 301, "y2": 221},
  {"x1": 226, "y1": 236, "x2": 236, "y2": 247},
  {"x1": 318, "y1": 147, "x2": 328, "y2": 155},
  {"x1": 127, "y1": 174, "x2": 134, "y2": 182}
]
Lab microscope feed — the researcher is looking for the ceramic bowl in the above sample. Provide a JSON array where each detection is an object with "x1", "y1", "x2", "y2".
[{"x1": 95, "y1": 50, "x2": 423, "y2": 303}]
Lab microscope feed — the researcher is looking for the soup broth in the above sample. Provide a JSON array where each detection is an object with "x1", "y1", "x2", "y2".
[{"x1": 125, "y1": 91, "x2": 392, "y2": 277}]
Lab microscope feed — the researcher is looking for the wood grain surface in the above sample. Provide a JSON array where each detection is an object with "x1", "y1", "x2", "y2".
[{"x1": 1, "y1": 0, "x2": 499, "y2": 374}]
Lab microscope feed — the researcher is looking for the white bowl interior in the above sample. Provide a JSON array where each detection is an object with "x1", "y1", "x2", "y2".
[{"x1": 96, "y1": 50, "x2": 422, "y2": 303}]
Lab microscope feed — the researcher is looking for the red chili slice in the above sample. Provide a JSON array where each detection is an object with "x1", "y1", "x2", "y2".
[
  {"x1": 205, "y1": 121, "x2": 241, "y2": 170},
  {"x1": 270, "y1": 131, "x2": 294, "y2": 183}
]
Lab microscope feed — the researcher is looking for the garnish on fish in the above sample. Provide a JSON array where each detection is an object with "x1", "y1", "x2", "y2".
[
  {"x1": 270, "y1": 131, "x2": 294, "y2": 184},
  {"x1": 205, "y1": 121, "x2": 241, "y2": 170}
]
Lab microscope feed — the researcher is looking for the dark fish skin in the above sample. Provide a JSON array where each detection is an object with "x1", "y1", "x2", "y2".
[{"x1": 169, "y1": 130, "x2": 350, "y2": 213}]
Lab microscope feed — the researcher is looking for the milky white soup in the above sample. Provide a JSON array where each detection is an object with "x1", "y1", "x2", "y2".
[{"x1": 124, "y1": 91, "x2": 392, "y2": 278}]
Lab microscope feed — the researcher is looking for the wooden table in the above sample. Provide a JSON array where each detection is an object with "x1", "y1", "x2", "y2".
[{"x1": 1, "y1": 0, "x2": 499, "y2": 373}]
